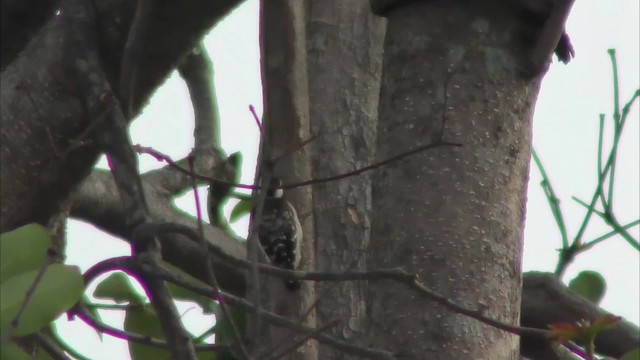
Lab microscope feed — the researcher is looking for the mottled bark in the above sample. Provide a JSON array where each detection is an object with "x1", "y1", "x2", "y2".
[
  {"x1": 366, "y1": 2, "x2": 541, "y2": 358},
  {"x1": 258, "y1": 1, "x2": 316, "y2": 358},
  {"x1": 303, "y1": 2, "x2": 385, "y2": 359},
  {"x1": 1, "y1": 0, "x2": 242, "y2": 232}
]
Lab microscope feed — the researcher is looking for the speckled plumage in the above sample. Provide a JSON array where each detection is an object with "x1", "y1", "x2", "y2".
[{"x1": 258, "y1": 178, "x2": 302, "y2": 291}]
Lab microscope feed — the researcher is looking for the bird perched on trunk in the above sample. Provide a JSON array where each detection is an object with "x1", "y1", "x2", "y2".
[{"x1": 256, "y1": 177, "x2": 302, "y2": 291}]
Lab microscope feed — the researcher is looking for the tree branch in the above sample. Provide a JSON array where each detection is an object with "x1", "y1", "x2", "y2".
[
  {"x1": 70, "y1": 163, "x2": 247, "y2": 294},
  {"x1": 71, "y1": 261, "x2": 230, "y2": 354},
  {"x1": 522, "y1": 272, "x2": 639, "y2": 359},
  {"x1": 186, "y1": 157, "x2": 250, "y2": 359},
  {"x1": 1, "y1": 0, "x2": 243, "y2": 232},
  {"x1": 526, "y1": 0, "x2": 576, "y2": 76},
  {"x1": 118, "y1": 0, "x2": 152, "y2": 119},
  {"x1": 71, "y1": 168, "x2": 638, "y2": 359},
  {"x1": 0, "y1": 0, "x2": 59, "y2": 70},
  {"x1": 178, "y1": 42, "x2": 221, "y2": 152},
  {"x1": 142, "y1": 257, "x2": 399, "y2": 360}
]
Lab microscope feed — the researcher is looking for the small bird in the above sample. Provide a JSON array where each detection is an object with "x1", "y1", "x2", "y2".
[{"x1": 257, "y1": 177, "x2": 303, "y2": 291}]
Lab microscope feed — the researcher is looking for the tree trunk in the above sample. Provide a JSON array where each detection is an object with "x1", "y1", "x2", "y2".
[
  {"x1": 366, "y1": 2, "x2": 541, "y2": 358},
  {"x1": 303, "y1": 2, "x2": 385, "y2": 359},
  {"x1": 258, "y1": 1, "x2": 316, "y2": 358}
]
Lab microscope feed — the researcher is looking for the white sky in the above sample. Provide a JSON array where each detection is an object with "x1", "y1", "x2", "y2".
[{"x1": 58, "y1": 1, "x2": 639, "y2": 358}]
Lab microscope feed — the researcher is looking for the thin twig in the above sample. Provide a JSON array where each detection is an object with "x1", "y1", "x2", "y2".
[
  {"x1": 265, "y1": 320, "x2": 340, "y2": 360},
  {"x1": 573, "y1": 194, "x2": 639, "y2": 244},
  {"x1": 73, "y1": 303, "x2": 225, "y2": 352},
  {"x1": 265, "y1": 259, "x2": 359, "y2": 357},
  {"x1": 531, "y1": 149, "x2": 569, "y2": 250},
  {"x1": 142, "y1": 259, "x2": 398, "y2": 360},
  {"x1": 34, "y1": 332, "x2": 71, "y2": 360},
  {"x1": 73, "y1": 257, "x2": 230, "y2": 353},
  {"x1": 135, "y1": 145, "x2": 254, "y2": 190},
  {"x1": 187, "y1": 156, "x2": 250, "y2": 359},
  {"x1": 578, "y1": 219, "x2": 640, "y2": 251},
  {"x1": 78, "y1": 255, "x2": 397, "y2": 359},
  {"x1": 179, "y1": 42, "x2": 221, "y2": 151},
  {"x1": 249, "y1": 104, "x2": 264, "y2": 134},
  {"x1": 271, "y1": 133, "x2": 319, "y2": 164},
  {"x1": 246, "y1": 169, "x2": 273, "y2": 357},
  {"x1": 554, "y1": 51, "x2": 640, "y2": 275},
  {"x1": 135, "y1": 141, "x2": 461, "y2": 192},
  {"x1": 106, "y1": 231, "x2": 550, "y2": 343},
  {"x1": 107, "y1": 141, "x2": 196, "y2": 356},
  {"x1": 1, "y1": 248, "x2": 56, "y2": 342},
  {"x1": 280, "y1": 141, "x2": 461, "y2": 189}
]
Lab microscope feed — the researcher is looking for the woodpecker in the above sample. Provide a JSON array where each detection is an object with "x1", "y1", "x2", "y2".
[{"x1": 256, "y1": 177, "x2": 302, "y2": 291}]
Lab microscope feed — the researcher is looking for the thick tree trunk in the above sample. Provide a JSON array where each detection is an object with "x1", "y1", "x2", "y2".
[
  {"x1": 303, "y1": 2, "x2": 385, "y2": 359},
  {"x1": 258, "y1": 1, "x2": 316, "y2": 358},
  {"x1": 258, "y1": 3, "x2": 386, "y2": 358},
  {"x1": 366, "y1": 2, "x2": 541, "y2": 358}
]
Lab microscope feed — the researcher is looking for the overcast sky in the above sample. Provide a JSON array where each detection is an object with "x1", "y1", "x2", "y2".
[{"x1": 58, "y1": 1, "x2": 639, "y2": 358}]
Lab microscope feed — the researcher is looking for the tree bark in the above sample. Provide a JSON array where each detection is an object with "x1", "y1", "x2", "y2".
[
  {"x1": 4, "y1": 1, "x2": 637, "y2": 359},
  {"x1": 366, "y1": 2, "x2": 541, "y2": 358},
  {"x1": 303, "y1": 2, "x2": 385, "y2": 359},
  {"x1": 1, "y1": 0, "x2": 242, "y2": 232},
  {"x1": 258, "y1": 1, "x2": 316, "y2": 358}
]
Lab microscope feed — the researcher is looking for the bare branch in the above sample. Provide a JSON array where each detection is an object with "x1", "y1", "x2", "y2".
[
  {"x1": 522, "y1": 272, "x2": 639, "y2": 359},
  {"x1": 72, "y1": 302, "x2": 228, "y2": 353},
  {"x1": 34, "y1": 332, "x2": 71, "y2": 360},
  {"x1": 0, "y1": 0, "x2": 242, "y2": 232},
  {"x1": 79, "y1": 255, "x2": 397, "y2": 359},
  {"x1": 265, "y1": 320, "x2": 340, "y2": 360},
  {"x1": 135, "y1": 141, "x2": 462, "y2": 191},
  {"x1": 527, "y1": 0, "x2": 576, "y2": 76},
  {"x1": 179, "y1": 43, "x2": 222, "y2": 152},
  {"x1": 141, "y1": 258, "x2": 398, "y2": 360},
  {"x1": 187, "y1": 156, "x2": 250, "y2": 359},
  {"x1": 119, "y1": 0, "x2": 152, "y2": 119},
  {"x1": 61, "y1": 1, "x2": 194, "y2": 353},
  {"x1": 70, "y1": 170, "x2": 247, "y2": 296}
]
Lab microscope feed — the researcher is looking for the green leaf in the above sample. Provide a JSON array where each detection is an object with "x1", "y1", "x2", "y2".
[
  {"x1": 229, "y1": 199, "x2": 251, "y2": 223},
  {"x1": 214, "y1": 306, "x2": 246, "y2": 343},
  {"x1": 227, "y1": 152, "x2": 243, "y2": 172},
  {"x1": 210, "y1": 305, "x2": 245, "y2": 360},
  {"x1": 0, "y1": 224, "x2": 51, "y2": 283},
  {"x1": 0, "y1": 343, "x2": 32, "y2": 360},
  {"x1": 161, "y1": 262, "x2": 216, "y2": 314},
  {"x1": 124, "y1": 304, "x2": 218, "y2": 360},
  {"x1": 0, "y1": 264, "x2": 84, "y2": 336},
  {"x1": 94, "y1": 272, "x2": 145, "y2": 305},
  {"x1": 166, "y1": 281, "x2": 215, "y2": 313},
  {"x1": 568, "y1": 271, "x2": 606, "y2": 304},
  {"x1": 34, "y1": 350, "x2": 55, "y2": 360},
  {"x1": 125, "y1": 304, "x2": 171, "y2": 360},
  {"x1": 589, "y1": 315, "x2": 621, "y2": 334},
  {"x1": 622, "y1": 348, "x2": 640, "y2": 360}
]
